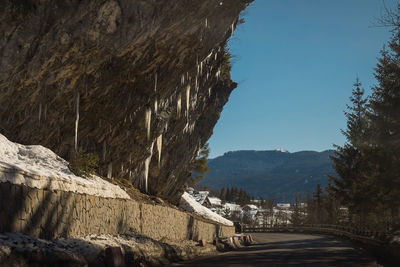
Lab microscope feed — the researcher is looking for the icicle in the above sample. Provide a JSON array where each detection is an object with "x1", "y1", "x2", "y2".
[
  {"x1": 144, "y1": 142, "x2": 154, "y2": 193},
  {"x1": 192, "y1": 93, "x2": 197, "y2": 109},
  {"x1": 181, "y1": 74, "x2": 185, "y2": 85},
  {"x1": 186, "y1": 85, "x2": 191, "y2": 112},
  {"x1": 44, "y1": 104, "x2": 47, "y2": 121},
  {"x1": 206, "y1": 51, "x2": 213, "y2": 61},
  {"x1": 103, "y1": 140, "x2": 107, "y2": 161},
  {"x1": 205, "y1": 18, "x2": 208, "y2": 28},
  {"x1": 208, "y1": 87, "x2": 212, "y2": 97},
  {"x1": 156, "y1": 134, "x2": 162, "y2": 166},
  {"x1": 216, "y1": 68, "x2": 221, "y2": 79},
  {"x1": 74, "y1": 93, "x2": 80, "y2": 151},
  {"x1": 154, "y1": 72, "x2": 157, "y2": 92},
  {"x1": 183, "y1": 122, "x2": 196, "y2": 134},
  {"x1": 215, "y1": 53, "x2": 218, "y2": 61},
  {"x1": 183, "y1": 122, "x2": 189, "y2": 133},
  {"x1": 38, "y1": 103, "x2": 42, "y2": 124},
  {"x1": 145, "y1": 107, "x2": 151, "y2": 140},
  {"x1": 177, "y1": 93, "x2": 182, "y2": 117},
  {"x1": 189, "y1": 122, "x2": 196, "y2": 133},
  {"x1": 154, "y1": 99, "x2": 158, "y2": 114},
  {"x1": 107, "y1": 163, "x2": 112, "y2": 179},
  {"x1": 231, "y1": 22, "x2": 235, "y2": 37}
]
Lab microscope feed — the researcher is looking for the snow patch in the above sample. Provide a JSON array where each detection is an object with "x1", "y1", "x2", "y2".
[
  {"x1": 180, "y1": 192, "x2": 233, "y2": 226},
  {"x1": 0, "y1": 134, "x2": 129, "y2": 199}
]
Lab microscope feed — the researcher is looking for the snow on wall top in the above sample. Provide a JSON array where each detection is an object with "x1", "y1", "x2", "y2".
[
  {"x1": 0, "y1": 134, "x2": 130, "y2": 199},
  {"x1": 179, "y1": 192, "x2": 233, "y2": 226}
]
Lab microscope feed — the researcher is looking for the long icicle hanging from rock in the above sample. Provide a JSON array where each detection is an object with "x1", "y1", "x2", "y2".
[
  {"x1": 156, "y1": 134, "x2": 162, "y2": 166},
  {"x1": 74, "y1": 92, "x2": 80, "y2": 151},
  {"x1": 144, "y1": 141, "x2": 154, "y2": 193},
  {"x1": 145, "y1": 107, "x2": 151, "y2": 140}
]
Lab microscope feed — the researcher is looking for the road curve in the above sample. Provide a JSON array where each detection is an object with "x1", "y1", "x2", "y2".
[{"x1": 171, "y1": 233, "x2": 381, "y2": 266}]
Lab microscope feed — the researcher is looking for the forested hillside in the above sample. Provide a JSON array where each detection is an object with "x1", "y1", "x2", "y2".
[{"x1": 201, "y1": 150, "x2": 335, "y2": 202}]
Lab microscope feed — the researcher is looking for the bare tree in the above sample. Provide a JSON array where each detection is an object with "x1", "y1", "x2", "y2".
[{"x1": 374, "y1": 1, "x2": 400, "y2": 28}]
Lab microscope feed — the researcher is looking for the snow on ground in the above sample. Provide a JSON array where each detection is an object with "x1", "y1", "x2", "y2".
[
  {"x1": 0, "y1": 232, "x2": 214, "y2": 265},
  {"x1": 180, "y1": 192, "x2": 233, "y2": 226},
  {"x1": 0, "y1": 134, "x2": 129, "y2": 199},
  {"x1": 0, "y1": 232, "x2": 143, "y2": 263}
]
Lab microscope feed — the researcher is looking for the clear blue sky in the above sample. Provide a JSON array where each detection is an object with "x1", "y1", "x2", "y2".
[{"x1": 208, "y1": 0, "x2": 398, "y2": 158}]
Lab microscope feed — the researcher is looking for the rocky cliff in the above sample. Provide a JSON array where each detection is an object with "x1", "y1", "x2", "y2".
[{"x1": 0, "y1": 0, "x2": 252, "y2": 203}]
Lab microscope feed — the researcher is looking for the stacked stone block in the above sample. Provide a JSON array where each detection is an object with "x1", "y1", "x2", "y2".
[{"x1": 0, "y1": 182, "x2": 234, "y2": 242}]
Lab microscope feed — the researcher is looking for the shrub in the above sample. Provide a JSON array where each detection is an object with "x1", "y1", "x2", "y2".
[
  {"x1": 220, "y1": 50, "x2": 233, "y2": 80},
  {"x1": 68, "y1": 148, "x2": 99, "y2": 177}
]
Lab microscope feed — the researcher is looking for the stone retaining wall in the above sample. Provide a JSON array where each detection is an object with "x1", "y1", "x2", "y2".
[{"x1": 0, "y1": 182, "x2": 234, "y2": 241}]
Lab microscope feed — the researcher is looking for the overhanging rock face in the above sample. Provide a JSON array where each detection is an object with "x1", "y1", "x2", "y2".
[{"x1": 0, "y1": 0, "x2": 252, "y2": 203}]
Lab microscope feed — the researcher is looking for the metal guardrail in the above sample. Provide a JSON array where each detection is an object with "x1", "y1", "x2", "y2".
[{"x1": 242, "y1": 224, "x2": 389, "y2": 243}]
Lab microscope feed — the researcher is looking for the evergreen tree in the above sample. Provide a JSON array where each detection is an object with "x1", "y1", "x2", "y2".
[
  {"x1": 266, "y1": 197, "x2": 275, "y2": 223},
  {"x1": 313, "y1": 184, "x2": 324, "y2": 223},
  {"x1": 189, "y1": 143, "x2": 210, "y2": 186},
  {"x1": 343, "y1": 77, "x2": 369, "y2": 147},
  {"x1": 238, "y1": 188, "x2": 245, "y2": 205},
  {"x1": 330, "y1": 78, "x2": 370, "y2": 226},
  {"x1": 220, "y1": 188, "x2": 227, "y2": 202},
  {"x1": 226, "y1": 187, "x2": 231, "y2": 202},
  {"x1": 260, "y1": 197, "x2": 265, "y2": 208},
  {"x1": 324, "y1": 183, "x2": 343, "y2": 224},
  {"x1": 330, "y1": 10, "x2": 400, "y2": 229},
  {"x1": 291, "y1": 194, "x2": 304, "y2": 226},
  {"x1": 305, "y1": 194, "x2": 316, "y2": 224},
  {"x1": 369, "y1": 30, "x2": 400, "y2": 227}
]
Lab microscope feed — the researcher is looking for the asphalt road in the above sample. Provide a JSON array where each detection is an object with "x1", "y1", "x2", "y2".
[{"x1": 171, "y1": 233, "x2": 382, "y2": 266}]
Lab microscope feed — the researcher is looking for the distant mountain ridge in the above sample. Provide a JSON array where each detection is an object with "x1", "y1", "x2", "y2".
[{"x1": 201, "y1": 149, "x2": 336, "y2": 202}]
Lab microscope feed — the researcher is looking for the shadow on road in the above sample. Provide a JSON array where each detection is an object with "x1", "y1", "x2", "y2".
[{"x1": 172, "y1": 233, "x2": 381, "y2": 267}]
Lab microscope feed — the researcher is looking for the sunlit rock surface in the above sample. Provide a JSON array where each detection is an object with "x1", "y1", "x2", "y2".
[{"x1": 0, "y1": 0, "x2": 252, "y2": 203}]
